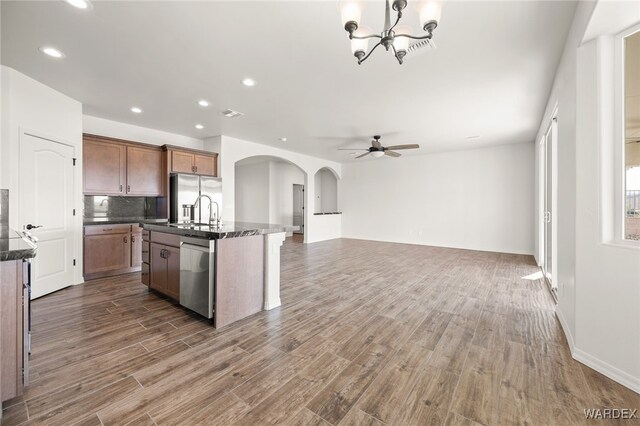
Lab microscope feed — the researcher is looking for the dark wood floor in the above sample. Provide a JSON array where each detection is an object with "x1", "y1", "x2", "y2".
[{"x1": 2, "y1": 238, "x2": 638, "y2": 425}]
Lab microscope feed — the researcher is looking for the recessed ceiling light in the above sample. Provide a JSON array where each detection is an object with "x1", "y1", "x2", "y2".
[
  {"x1": 130, "y1": 107, "x2": 143, "y2": 114},
  {"x1": 39, "y1": 46, "x2": 65, "y2": 58},
  {"x1": 195, "y1": 124, "x2": 204, "y2": 130},
  {"x1": 221, "y1": 109, "x2": 244, "y2": 118},
  {"x1": 466, "y1": 135, "x2": 481, "y2": 140},
  {"x1": 64, "y1": 0, "x2": 92, "y2": 9},
  {"x1": 241, "y1": 78, "x2": 256, "y2": 87},
  {"x1": 279, "y1": 137, "x2": 287, "y2": 142},
  {"x1": 197, "y1": 100, "x2": 210, "y2": 107}
]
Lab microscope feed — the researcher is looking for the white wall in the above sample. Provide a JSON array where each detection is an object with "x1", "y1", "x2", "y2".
[
  {"x1": 218, "y1": 135, "x2": 342, "y2": 243},
  {"x1": 534, "y1": 0, "x2": 640, "y2": 393},
  {"x1": 311, "y1": 214, "x2": 342, "y2": 242},
  {"x1": 203, "y1": 135, "x2": 222, "y2": 175},
  {"x1": 533, "y1": 2, "x2": 596, "y2": 342},
  {"x1": 83, "y1": 115, "x2": 203, "y2": 149},
  {"x1": 269, "y1": 161, "x2": 304, "y2": 234},
  {"x1": 574, "y1": 35, "x2": 640, "y2": 394},
  {"x1": 1, "y1": 66, "x2": 84, "y2": 284},
  {"x1": 235, "y1": 159, "x2": 305, "y2": 236},
  {"x1": 235, "y1": 161, "x2": 270, "y2": 224},
  {"x1": 340, "y1": 142, "x2": 535, "y2": 255},
  {"x1": 321, "y1": 169, "x2": 338, "y2": 212},
  {"x1": 314, "y1": 168, "x2": 338, "y2": 213},
  {"x1": 314, "y1": 171, "x2": 322, "y2": 212}
]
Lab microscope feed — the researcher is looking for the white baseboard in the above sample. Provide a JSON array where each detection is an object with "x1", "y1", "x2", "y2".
[
  {"x1": 555, "y1": 307, "x2": 639, "y2": 394},
  {"x1": 573, "y1": 348, "x2": 640, "y2": 395},
  {"x1": 555, "y1": 306, "x2": 575, "y2": 352},
  {"x1": 340, "y1": 235, "x2": 534, "y2": 256}
]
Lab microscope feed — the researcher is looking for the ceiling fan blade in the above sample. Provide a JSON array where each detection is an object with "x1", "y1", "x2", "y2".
[
  {"x1": 385, "y1": 144, "x2": 420, "y2": 150},
  {"x1": 372, "y1": 139, "x2": 382, "y2": 149},
  {"x1": 385, "y1": 151, "x2": 401, "y2": 157},
  {"x1": 355, "y1": 152, "x2": 371, "y2": 159},
  {"x1": 337, "y1": 148, "x2": 369, "y2": 151}
]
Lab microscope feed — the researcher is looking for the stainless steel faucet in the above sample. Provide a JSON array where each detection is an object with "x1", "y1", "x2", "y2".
[{"x1": 193, "y1": 194, "x2": 221, "y2": 227}]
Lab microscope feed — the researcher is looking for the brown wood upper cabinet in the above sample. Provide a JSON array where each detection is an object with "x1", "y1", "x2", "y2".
[
  {"x1": 83, "y1": 138, "x2": 126, "y2": 195},
  {"x1": 168, "y1": 148, "x2": 217, "y2": 176},
  {"x1": 126, "y1": 146, "x2": 162, "y2": 196},
  {"x1": 194, "y1": 154, "x2": 216, "y2": 176},
  {"x1": 83, "y1": 135, "x2": 163, "y2": 196}
]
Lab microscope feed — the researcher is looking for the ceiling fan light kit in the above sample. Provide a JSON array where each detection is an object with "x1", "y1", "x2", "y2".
[
  {"x1": 340, "y1": 0, "x2": 443, "y2": 65},
  {"x1": 339, "y1": 135, "x2": 420, "y2": 159}
]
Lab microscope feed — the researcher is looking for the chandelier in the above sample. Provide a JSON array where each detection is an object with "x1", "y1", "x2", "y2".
[{"x1": 339, "y1": 0, "x2": 443, "y2": 64}]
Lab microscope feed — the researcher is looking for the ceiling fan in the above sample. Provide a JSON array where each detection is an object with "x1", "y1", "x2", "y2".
[{"x1": 338, "y1": 135, "x2": 419, "y2": 158}]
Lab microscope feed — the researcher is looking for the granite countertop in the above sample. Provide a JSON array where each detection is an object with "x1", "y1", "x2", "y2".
[
  {"x1": 142, "y1": 222, "x2": 298, "y2": 239},
  {"x1": 0, "y1": 226, "x2": 37, "y2": 261},
  {"x1": 84, "y1": 217, "x2": 169, "y2": 226}
]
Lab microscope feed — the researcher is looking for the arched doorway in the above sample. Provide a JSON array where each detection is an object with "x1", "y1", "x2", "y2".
[{"x1": 234, "y1": 155, "x2": 307, "y2": 243}]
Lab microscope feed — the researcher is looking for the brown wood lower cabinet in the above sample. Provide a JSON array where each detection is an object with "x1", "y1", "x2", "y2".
[
  {"x1": 131, "y1": 229, "x2": 143, "y2": 268},
  {"x1": 83, "y1": 224, "x2": 143, "y2": 280},
  {"x1": 165, "y1": 246, "x2": 180, "y2": 300},
  {"x1": 149, "y1": 236, "x2": 180, "y2": 300},
  {"x1": 0, "y1": 260, "x2": 27, "y2": 403},
  {"x1": 141, "y1": 232, "x2": 150, "y2": 287}
]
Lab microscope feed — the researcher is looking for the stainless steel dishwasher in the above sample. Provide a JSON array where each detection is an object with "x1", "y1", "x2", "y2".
[{"x1": 179, "y1": 237, "x2": 215, "y2": 319}]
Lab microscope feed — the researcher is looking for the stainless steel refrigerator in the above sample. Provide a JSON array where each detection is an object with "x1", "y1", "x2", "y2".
[{"x1": 170, "y1": 174, "x2": 222, "y2": 224}]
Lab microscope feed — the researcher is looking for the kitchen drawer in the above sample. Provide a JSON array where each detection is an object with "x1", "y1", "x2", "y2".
[
  {"x1": 151, "y1": 231, "x2": 181, "y2": 248},
  {"x1": 141, "y1": 262, "x2": 150, "y2": 286},
  {"x1": 142, "y1": 241, "x2": 150, "y2": 263},
  {"x1": 142, "y1": 229, "x2": 150, "y2": 241},
  {"x1": 84, "y1": 224, "x2": 132, "y2": 236}
]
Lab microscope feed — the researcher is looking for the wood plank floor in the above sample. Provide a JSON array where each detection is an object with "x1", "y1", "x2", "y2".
[{"x1": 2, "y1": 238, "x2": 638, "y2": 425}]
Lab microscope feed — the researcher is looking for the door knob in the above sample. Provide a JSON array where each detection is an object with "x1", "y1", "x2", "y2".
[{"x1": 25, "y1": 224, "x2": 43, "y2": 230}]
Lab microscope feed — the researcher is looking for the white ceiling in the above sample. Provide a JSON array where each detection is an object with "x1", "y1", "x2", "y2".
[{"x1": 1, "y1": 0, "x2": 577, "y2": 162}]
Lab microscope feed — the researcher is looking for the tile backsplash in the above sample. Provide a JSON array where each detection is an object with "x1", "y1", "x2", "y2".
[
  {"x1": 0, "y1": 189, "x2": 8, "y2": 226},
  {"x1": 84, "y1": 196, "x2": 159, "y2": 219}
]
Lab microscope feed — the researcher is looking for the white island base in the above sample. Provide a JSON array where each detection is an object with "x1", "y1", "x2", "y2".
[{"x1": 263, "y1": 232, "x2": 285, "y2": 310}]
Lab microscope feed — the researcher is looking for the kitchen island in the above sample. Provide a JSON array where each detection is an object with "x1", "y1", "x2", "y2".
[
  {"x1": 0, "y1": 227, "x2": 36, "y2": 409},
  {"x1": 141, "y1": 222, "x2": 295, "y2": 328}
]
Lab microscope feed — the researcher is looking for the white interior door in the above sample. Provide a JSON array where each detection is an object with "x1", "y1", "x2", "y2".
[
  {"x1": 542, "y1": 119, "x2": 557, "y2": 291},
  {"x1": 292, "y1": 184, "x2": 304, "y2": 234},
  {"x1": 20, "y1": 132, "x2": 75, "y2": 298}
]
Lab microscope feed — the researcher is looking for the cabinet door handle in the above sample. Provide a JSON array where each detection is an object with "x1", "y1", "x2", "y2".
[
  {"x1": 160, "y1": 249, "x2": 165, "y2": 259},
  {"x1": 127, "y1": 185, "x2": 131, "y2": 193},
  {"x1": 131, "y1": 235, "x2": 135, "y2": 243},
  {"x1": 120, "y1": 184, "x2": 123, "y2": 192},
  {"x1": 194, "y1": 166, "x2": 198, "y2": 173},
  {"x1": 124, "y1": 236, "x2": 128, "y2": 243}
]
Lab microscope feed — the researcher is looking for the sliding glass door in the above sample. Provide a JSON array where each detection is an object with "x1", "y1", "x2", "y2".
[{"x1": 542, "y1": 118, "x2": 557, "y2": 292}]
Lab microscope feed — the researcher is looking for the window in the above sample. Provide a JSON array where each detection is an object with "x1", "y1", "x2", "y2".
[{"x1": 624, "y1": 29, "x2": 640, "y2": 240}]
